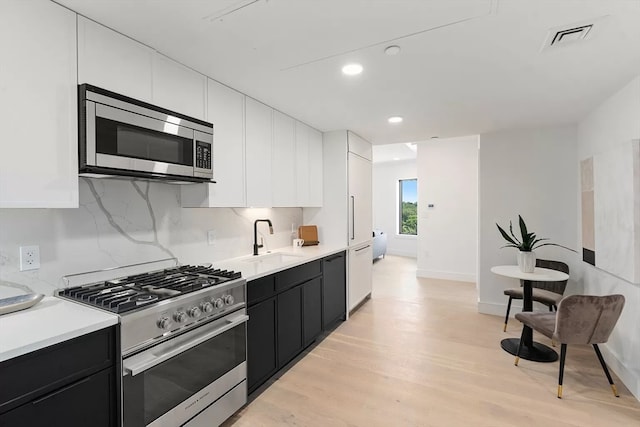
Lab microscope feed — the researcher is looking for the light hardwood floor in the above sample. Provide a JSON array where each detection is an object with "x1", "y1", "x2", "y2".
[{"x1": 224, "y1": 255, "x2": 640, "y2": 426}]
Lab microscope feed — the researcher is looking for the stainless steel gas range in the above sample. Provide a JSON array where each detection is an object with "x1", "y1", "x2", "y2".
[{"x1": 57, "y1": 261, "x2": 247, "y2": 427}]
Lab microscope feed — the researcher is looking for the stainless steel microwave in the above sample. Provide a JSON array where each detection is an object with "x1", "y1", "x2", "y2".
[{"x1": 79, "y1": 84, "x2": 214, "y2": 184}]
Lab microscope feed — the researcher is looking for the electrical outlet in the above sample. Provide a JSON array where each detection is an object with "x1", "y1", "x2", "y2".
[
  {"x1": 207, "y1": 230, "x2": 216, "y2": 246},
  {"x1": 19, "y1": 245, "x2": 40, "y2": 271}
]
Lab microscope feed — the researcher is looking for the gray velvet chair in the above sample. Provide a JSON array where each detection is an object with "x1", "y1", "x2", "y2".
[
  {"x1": 514, "y1": 294, "x2": 625, "y2": 398},
  {"x1": 503, "y1": 259, "x2": 569, "y2": 332}
]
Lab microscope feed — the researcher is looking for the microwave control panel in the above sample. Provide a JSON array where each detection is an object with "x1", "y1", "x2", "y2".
[{"x1": 195, "y1": 141, "x2": 212, "y2": 170}]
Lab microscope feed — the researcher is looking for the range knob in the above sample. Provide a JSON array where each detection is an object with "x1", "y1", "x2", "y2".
[
  {"x1": 213, "y1": 298, "x2": 224, "y2": 309},
  {"x1": 188, "y1": 306, "x2": 202, "y2": 318},
  {"x1": 174, "y1": 311, "x2": 187, "y2": 323},
  {"x1": 157, "y1": 316, "x2": 172, "y2": 330},
  {"x1": 223, "y1": 295, "x2": 235, "y2": 306},
  {"x1": 201, "y1": 301, "x2": 214, "y2": 313}
]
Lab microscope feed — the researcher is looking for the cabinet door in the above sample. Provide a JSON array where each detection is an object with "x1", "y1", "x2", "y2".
[
  {"x1": 0, "y1": 368, "x2": 116, "y2": 427},
  {"x1": 152, "y1": 53, "x2": 207, "y2": 120},
  {"x1": 245, "y1": 98, "x2": 273, "y2": 207},
  {"x1": 303, "y1": 277, "x2": 323, "y2": 346},
  {"x1": 295, "y1": 121, "x2": 311, "y2": 206},
  {"x1": 77, "y1": 16, "x2": 153, "y2": 103},
  {"x1": 307, "y1": 127, "x2": 324, "y2": 207},
  {"x1": 348, "y1": 152, "x2": 373, "y2": 245},
  {"x1": 295, "y1": 122, "x2": 323, "y2": 207},
  {"x1": 181, "y1": 79, "x2": 245, "y2": 207},
  {"x1": 277, "y1": 285, "x2": 303, "y2": 367},
  {"x1": 247, "y1": 298, "x2": 277, "y2": 393},
  {"x1": 0, "y1": 0, "x2": 78, "y2": 208},
  {"x1": 272, "y1": 111, "x2": 296, "y2": 206},
  {"x1": 348, "y1": 244, "x2": 373, "y2": 311},
  {"x1": 322, "y1": 252, "x2": 346, "y2": 329}
]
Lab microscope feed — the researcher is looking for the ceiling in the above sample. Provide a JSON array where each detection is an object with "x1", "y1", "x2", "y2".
[{"x1": 55, "y1": 0, "x2": 640, "y2": 145}]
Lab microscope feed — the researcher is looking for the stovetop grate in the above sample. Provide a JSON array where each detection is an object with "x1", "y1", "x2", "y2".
[{"x1": 58, "y1": 265, "x2": 242, "y2": 314}]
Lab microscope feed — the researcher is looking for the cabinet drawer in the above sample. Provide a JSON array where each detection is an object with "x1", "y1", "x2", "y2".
[
  {"x1": 276, "y1": 260, "x2": 321, "y2": 292},
  {"x1": 0, "y1": 367, "x2": 116, "y2": 427},
  {"x1": 247, "y1": 274, "x2": 276, "y2": 305},
  {"x1": 0, "y1": 326, "x2": 116, "y2": 414}
]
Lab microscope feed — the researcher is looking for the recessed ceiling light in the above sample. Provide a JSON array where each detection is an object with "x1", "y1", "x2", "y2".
[
  {"x1": 384, "y1": 45, "x2": 401, "y2": 55},
  {"x1": 388, "y1": 116, "x2": 403, "y2": 124},
  {"x1": 341, "y1": 63, "x2": 363, "y2": 76}
]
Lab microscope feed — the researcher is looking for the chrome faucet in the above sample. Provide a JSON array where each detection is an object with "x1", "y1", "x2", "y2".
[{"x1": 253, "y1": 219, "x2": 274, "y2": 256}]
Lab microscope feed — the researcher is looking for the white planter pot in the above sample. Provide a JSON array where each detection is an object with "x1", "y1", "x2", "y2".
[{"x1": 517, "y1": 251, "x2": 536, "y2": 273}]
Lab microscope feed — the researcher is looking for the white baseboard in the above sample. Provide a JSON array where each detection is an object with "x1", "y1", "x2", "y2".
[
  {"x1": 416, "y1": 269, "x2": 475, "y2": 283},
  {"x1": 600, "y1": 344, "x2": 640, "y2": 401},
  {"x1": 386, "y1": 249, "x2": 417, "y2": 258}
]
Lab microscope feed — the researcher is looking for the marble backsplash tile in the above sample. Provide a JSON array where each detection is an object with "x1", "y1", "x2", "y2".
[{"x1": 0, "y1": 178, "x2": 302, "y2": 297}]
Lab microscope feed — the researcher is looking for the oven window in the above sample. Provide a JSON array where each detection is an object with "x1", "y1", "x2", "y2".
[
  {"x1": 124, "y1": 323, "x2": 245, "y2": 426},
  {"x1": 96, "y1": 118, "x2": 193, "y2": 166}
]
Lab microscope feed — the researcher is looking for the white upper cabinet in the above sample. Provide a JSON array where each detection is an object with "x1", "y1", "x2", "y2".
[
  {"x1": 181, "y1": 79, "x2": 245, "y2": 207},
  {"x1": 0, "y1": 0, "x2": 78, "y2": 208},
  {"x1": 272, "y1": 111, "x2": 296, "y2": 207},
  {"x1": 77, "y1": 16, "x2": 153, "y2": 103},
  {"x1": 151, "y1": 54, "x2": 207, "y2": 120},
  {"x1": 348, "y1": 131, "x2": 373, "y2": 161},
  {"x1": 296, "y1": 122, "x2": 323, "y2": 207},
  {"x1": 307, "y1": 127, "x2": 324, "y2": 207},
  {"x1": 245, "y1": 98, "x2": 273, "y2": 207}
]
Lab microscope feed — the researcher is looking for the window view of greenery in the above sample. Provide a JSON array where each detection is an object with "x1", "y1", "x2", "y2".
[{"x1": 399, "y1": 179, "x2": 417, "y2": 235}]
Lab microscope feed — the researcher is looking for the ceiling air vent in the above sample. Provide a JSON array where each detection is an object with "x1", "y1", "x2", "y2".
[
  {"x1": 540, "y1": 16, "x2": 606, "y2": 52},
  {"x1": 550, "y1": 25, "x2": 593, "y2": 46}
]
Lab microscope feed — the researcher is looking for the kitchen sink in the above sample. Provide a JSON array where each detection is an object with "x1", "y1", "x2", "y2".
[{"x1": 241, "y1": 252, "x2": 304, "y2": 265}]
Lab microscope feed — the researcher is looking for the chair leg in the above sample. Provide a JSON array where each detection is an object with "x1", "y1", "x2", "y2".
[
  {"x1": 504, "y1": 297, "x2": 513, "y2": 332},
  {"x1": 548, "y1": 304, "x2": 553, "y2": 312},
  {"x1": 593, "y1": 344, "x2": 619, "y2": 397},
  {"x1": 558, "y1": 344, "x2": 567, "y2": 398},
  {"x1": 514, "y1": 326, "x2": 526, "y2": 366}
]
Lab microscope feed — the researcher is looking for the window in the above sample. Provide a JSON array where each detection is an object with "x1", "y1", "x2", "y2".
[{"x1": 399, "y1": 179, "x2": 417, "y2": 235}]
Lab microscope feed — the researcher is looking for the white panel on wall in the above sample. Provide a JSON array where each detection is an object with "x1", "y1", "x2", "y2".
[{"x1": 591, "y1": 140, "x2": 640, "y2": 284}]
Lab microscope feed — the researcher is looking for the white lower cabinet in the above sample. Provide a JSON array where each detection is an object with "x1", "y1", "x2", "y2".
[
  {"x1": 348, "y1": 243, "x2": 373, "y2": 311},
  {"x1": 0, "y1": 0, "x2": 78, "y2": 208}
]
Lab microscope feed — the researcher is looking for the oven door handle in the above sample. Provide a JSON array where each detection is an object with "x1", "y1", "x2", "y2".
[{"x1": 123, "y1": 314, "x2": 249, "y2": 377}]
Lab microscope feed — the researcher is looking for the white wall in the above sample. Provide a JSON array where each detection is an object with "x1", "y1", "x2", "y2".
[
  {"x1": 372, "y1": 159, "x2": 417, "y2": 257},
  {"x1": 477, "y1": 125, "x2": 579, "y2": 315},
  {"x1": 416, "y1": 136, "x2": 478, "y2": 282},
  {"x1": 0, "y1": 178, "x2": 302, "y2": 298},
  {"x1": 577, "y1": 75, "x2": 640, "y2": 400}
]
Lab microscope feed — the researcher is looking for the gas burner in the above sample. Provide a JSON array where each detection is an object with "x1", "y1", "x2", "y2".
[{"x1": 58, "y1": 264, "x2": 242, "y2": 314}]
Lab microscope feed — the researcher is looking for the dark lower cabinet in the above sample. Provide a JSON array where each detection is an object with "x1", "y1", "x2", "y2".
[
  {"x1": 322, "y1": 252, "x2": 347, "y2": 329},
  {"x1": 303, "y1": 277, "x2": 322, "y2": 346},
  {"x1": 277, "y1": 285, "x2": 303, "y2": 367},
  {"x1": 0, "y1": 326, "x2": 118, "y2": 427},
  {"x1": 0, "y1": 367, "x2": 115, "y2": 427},
  {"x1": 247, "y1": 253, "x2": 346, "y2": 395},
  {"x1": 247, "y1": 297, "x2": 277, "y2": 393}
]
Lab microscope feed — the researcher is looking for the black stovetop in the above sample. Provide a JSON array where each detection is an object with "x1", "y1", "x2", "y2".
[{"x1": 58, "y1": 265, "x2": 241, "y2": 314}]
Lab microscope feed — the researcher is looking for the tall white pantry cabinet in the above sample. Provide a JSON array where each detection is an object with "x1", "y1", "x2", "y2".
[{"x1": 304, "y1": 131, "x2": 373, "y2": 313}]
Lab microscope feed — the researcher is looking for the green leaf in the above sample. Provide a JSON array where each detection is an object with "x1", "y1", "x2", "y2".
[
  {"x1": 508, "y1": 221, "x2": 522, "y2": 245},
  {"x1": 519, "y1": 215, "x2": 528, "y2": 243},
  {"x1": 496, "y1": 223, "x2": 519, "y2": 246}
]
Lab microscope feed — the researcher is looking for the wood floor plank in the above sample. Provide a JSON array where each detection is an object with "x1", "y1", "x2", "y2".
[{"x1": 224, "y1": 256, "x2": 640, "y2": 426}]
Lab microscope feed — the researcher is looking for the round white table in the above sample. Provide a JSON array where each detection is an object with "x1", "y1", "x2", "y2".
[{"x1": 491, "y1": 265, "x2": 570, "y2": 363}]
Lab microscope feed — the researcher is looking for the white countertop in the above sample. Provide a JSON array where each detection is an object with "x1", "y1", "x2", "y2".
[
  {"x1": 0, "y1": 296, "x2": 119, "y2": 362},
  {"x1": 220, "y1": 243, "x2": 348, "y2": 282},
  {"x1": 0, "y1": 244, "x2": 347, "y2": 363}
]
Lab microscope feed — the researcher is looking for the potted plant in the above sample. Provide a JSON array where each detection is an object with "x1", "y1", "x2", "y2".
[{"x1": 496, "y1": 215, "x2": 574, "y2": 272}]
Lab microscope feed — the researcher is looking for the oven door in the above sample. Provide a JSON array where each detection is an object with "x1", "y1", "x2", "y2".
[{"x1": 122, "y1": 311, "x2": 247, "y2": 427}]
